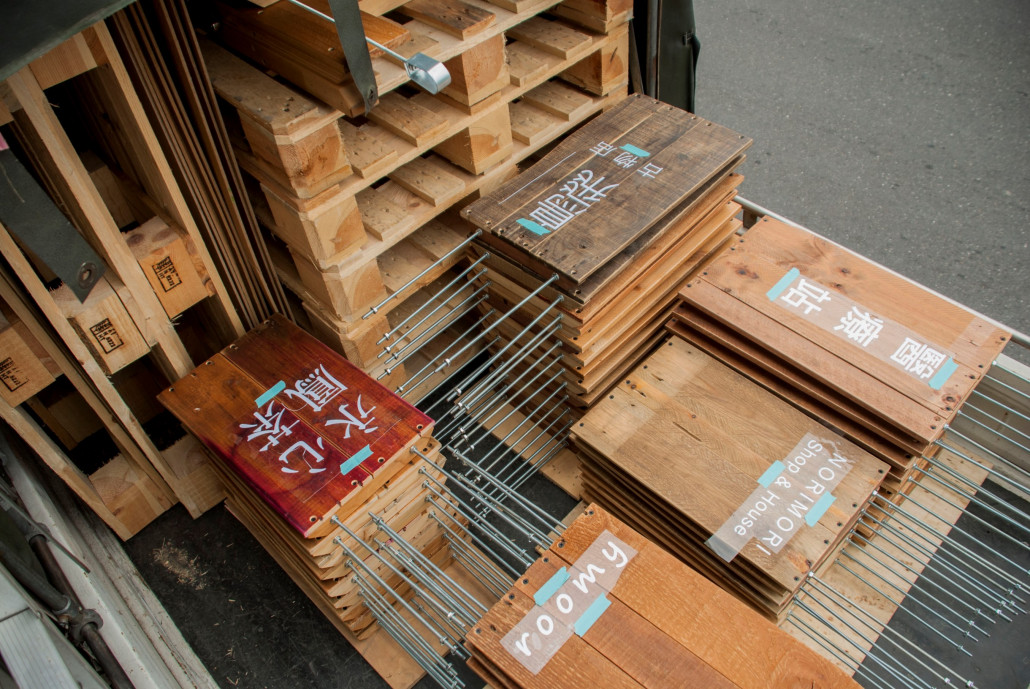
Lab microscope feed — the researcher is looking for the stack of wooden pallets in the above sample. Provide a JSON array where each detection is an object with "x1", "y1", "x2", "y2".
[
  {"x1": 159, "y1": 315, "x2": 456, "y2": 639},
  {"x1": 569, "y1": 337, "x2": 888, "y2": 620},
  {"x1": 460, "y1": 94, "x2": 751, "y2": 407},
  {"x1": 465, "y1": 504, "x2": 861, "y2": 689},
  {"x1": 201, "y1": 0, "x2": 633, "y2": 382},
  {"x1": 668, "y1": 216, "x2": 1011, "y2": 495}
]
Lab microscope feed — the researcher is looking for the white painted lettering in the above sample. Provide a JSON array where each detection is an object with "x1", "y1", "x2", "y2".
[
  {"x1": 536, "y1": 614, "x2": 554, "y2": 636},
  {"x1": 602, "y1": 540, "x2": 629, "y2": 568},
  {"x1": 571, "y1": 564, "x2": 606, "y2": 594},
  {"x1": 556, "y1": 593, "x2": 574, "y2": 615}
]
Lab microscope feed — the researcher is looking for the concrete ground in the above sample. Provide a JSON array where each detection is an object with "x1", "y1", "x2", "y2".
[{"x1": 693, "y1": 0, "x2": 1029, "y2": 340}]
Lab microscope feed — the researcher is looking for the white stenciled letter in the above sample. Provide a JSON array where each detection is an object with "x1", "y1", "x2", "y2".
[
  {"x1": 571, "y1": 563, "x2": 606, "y2": 594},
  {"x1": 556, "y1": 593, "x2": 574, "y2": 615},
  {"x1": 536, "y1": 614, "x2": 554, "y2": 636},
  {"x1": 514, "y1": 632, "x2": 532, "y2": 657},
  {"x1": 602, "y1": 540, "x2": 629, "y2": 568}
]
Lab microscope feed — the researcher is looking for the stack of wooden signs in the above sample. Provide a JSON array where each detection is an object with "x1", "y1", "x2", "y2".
[
  {"x1": 570, "y1": 337, "x2": 889, "y2": 620},
  {"x1": 668, "y1": 216, "x2": 1011, "y2": 495},
  {"x1": 461, "y1": 94, "x2": 751, "y2": 407},
  {"x1": 159, "y1": 315, "x2": 450, "y2": 639},
  {"x1": 465, "y1": 505, "x2": 860, "y2": 689}
]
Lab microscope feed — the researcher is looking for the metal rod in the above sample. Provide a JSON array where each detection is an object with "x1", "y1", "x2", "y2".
[
  {"x1": 378, "y1": 259, "x2": 490, "y2": 344},
  {"x1": 935, "y1": 432, "x2": 1030, "y2": 496},
  {"x1": 379, "y1": 280, "x2": 489, "y2": 363},
  {"x1": 848, "y1": 531, "x2": 994, "y2": 631},
  {"x1": 958, "y1": 400, "x2": 1030, "y2": 446},
  {"x1": 364, "y1": 231, "x2": 482, "y2": 316},
  {"x1": 906, "y1": 476, "x2": 1030, "y2": 554},
  {"x1": 916, "y1": 464, "x2": 1030, "y2": 538},
  {"x1": 835, "y1": 555, "x2": 974, "y2": 652}
]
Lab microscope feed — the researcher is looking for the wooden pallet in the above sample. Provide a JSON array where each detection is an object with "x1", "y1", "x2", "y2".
[{"x1": 467, "y1": 505, "x2": 861, "y2": 689}]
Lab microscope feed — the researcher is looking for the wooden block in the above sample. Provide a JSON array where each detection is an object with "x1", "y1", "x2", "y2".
[
  {"x1": 237, "y1": 116, "x2": 352, "y2": 198},
  {"x1": 365, "y1": 92, "x2": 449, "y2": 147},
  {"x1": 339, "y1": 123, "x2": 400, "y2": 179},
  {"x1": 388, "y1": 156, "x2": 467, "y2": 205},
  {"x1": 0, "y1": 304, "x2": 57, "y2": 407},
  {"x1": 520, "y1": 80, "x2": 596, "y2": 121},
  {"x1": 293, "y1": 251, "x2": 389, "y2": 319},
  {"x1": 91, "y1": 454, "x2": 174, "y2": 537},
  {"x1": 303, "y1": 305, "x2": 393, "y2": 369},
  {"x1": 24, "y1": 385, "x2": 104, "y2": 451},
  {"x1": 398, "y1": 0, "x2": 497, "y2": 39},
  {"x1": 158, "y1": 315, "x2": 433, "y2": 537},
  {"x1": 51, "y1": 278, "x2": 150, "y2": 376},
  {"x1": 442, "y1": 34, "x2": 509, "y2": 106},
  {"x1": 506, "y1": 17, "x2": 593, "y2": 60},
  {"x1": 560, "y1": 25, "x2": 630, "y2": 96},
  {"x1": 28, "y1": 33, "x2": 98, "y2": 90},
  {"x1": 162, "y1": 435, "x2": 226, "y2": 515},
  {"x1": 434, "y1": 106, "x2": 513, "y2": 174},
  {"x1": 125, "y1": 218, "x2": 211, "y2": 318},
  {"x1": 356, "y1": 188, "x2": 418, "y2": 242},
  {"x1": 262, "y1": 184, "x2": 368, "y2": 267}
]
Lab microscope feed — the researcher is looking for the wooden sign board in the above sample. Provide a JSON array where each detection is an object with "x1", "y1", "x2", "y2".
[
  {"x1": 685, "y1": 217, "x2": 1011, "y2": 444},
  {"x1": 462, "y1": 94, "x2": 751, "y2": 290},
  {"x1": 159, "y1": 315, "x2": 432, "y2": 537}
]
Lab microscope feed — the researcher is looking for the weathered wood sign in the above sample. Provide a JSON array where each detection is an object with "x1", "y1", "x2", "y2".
[
  {"x1": 677, "y1": 216, "x2": 1011, "y2": 455},
  {"x1": 463, "y1": 94, "x2": 751, "y2": 291},
  {"x1": 159, "y1": 315, "x2": 432, "y2": 537},
  {"x1": 466, "y1": 505, "x2": 861, "y2": 689},
  {"x1": 571, "y1": 338, "x2": 887, "y2": 618}
]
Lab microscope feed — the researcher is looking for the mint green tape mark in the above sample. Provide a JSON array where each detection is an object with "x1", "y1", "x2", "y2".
[
  {"x1": 517, "y1": 219, "x2": 550, "y2": 236},
  {"x1": 757, "y1": 461, "x2": 786, "y2": 488},
  {"x1": 255, "y1": 381, "x2": 285, "y2": 408},
  {"x1": 573, "y1": 594, "x2": 611, "y2": 636},
  {"x1": 619, "y1": 144, "x2": 650, "y2": 157},
  {"x1": 929, "y1": 358, "x2": 958, "y2": 390},
  {"x1": 805, "y1": 493, "x2": 836, "y2": 526},
  {"x1": 533, "y1": 567, "x2": 569, "y2": 606},
  {"x1": 767, "y1": 267, "x2": 800, "y2": 301},
  {"x1": 340, "y1": 445, "x2": 372, "y2": 475}
]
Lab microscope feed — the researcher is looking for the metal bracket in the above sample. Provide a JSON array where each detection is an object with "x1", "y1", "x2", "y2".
[
  {"x1": 0, "y1": 146, "x2": 105, "y2": 301},
  {"x1": 324, "y1": 0, "x2": 380, "y2": 114}
]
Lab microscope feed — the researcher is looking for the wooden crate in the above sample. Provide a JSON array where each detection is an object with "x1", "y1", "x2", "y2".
[{"x1": 0, "y1": 301, "x2": 59, "y2": 407}]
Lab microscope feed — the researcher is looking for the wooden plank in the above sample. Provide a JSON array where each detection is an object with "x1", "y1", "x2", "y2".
[
  {"x1": 560, "y1": 24, "x2": 630, "y2": 96},
  {"x1": 399, "y1": 0, "x2": 497, "y2": 39},
  {"x1": 356, "y1": 188, "x2": 418, "y2": 242},
  {"x1": 388, "y1": 155, "x2": 467, "y2": 205},
  {"x1": 506, "y1": 16, "x2": 592, "y2": 60},
  {"x1": 366, "y1": 92, "x2": 450, "y2": 147},
  {"x1": 28, "y1": 33, "x2": 98, "y2": 90},
  {"x1": 506, "y1": 42, "x2": 551, "y2": 88},
  {"x1": 261, "y1": 183, "x2": 368, "y2": 268},
  {"x1": 339, "y1": 123, "x2": 400, "y2": 179},
  {"x1": 519, "y1": 79, "x2": 595, "y2": 121},
  {"x1": 509, "y1": 99, "x2": 554, "y2": 145}
]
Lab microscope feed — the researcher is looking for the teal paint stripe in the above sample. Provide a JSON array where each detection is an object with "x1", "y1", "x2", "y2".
[
  {"x1": 574, "y1": 594, "x2": 611, "y2": 636},
  {"x1": 928, "y1": 358, "x2": 959, "y2": 390},
  {"x1": 767, "y1": 267, "x2": 800, "y2": 301},
  {"x1": 805, "y1": 493, "x2": 836, "y2": 526},
  {"x1": 533, "y1": 567, "x2": 569, "y2": 606},
  {"x1": 619, "y1": 143, "x2": 650, "y2": 157},
  {"x1": 340, "y1": 445, "x2": 372, "y2": 475},
  {"x1": 757, "y1": 461, "x2": 786, "y2": 488},
  {"x1": 517, "y1": 218, "x2": 550, "y2": 236},
  {"x1": 255, "y1": 381, "x2": 285, "y2": 408}
]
